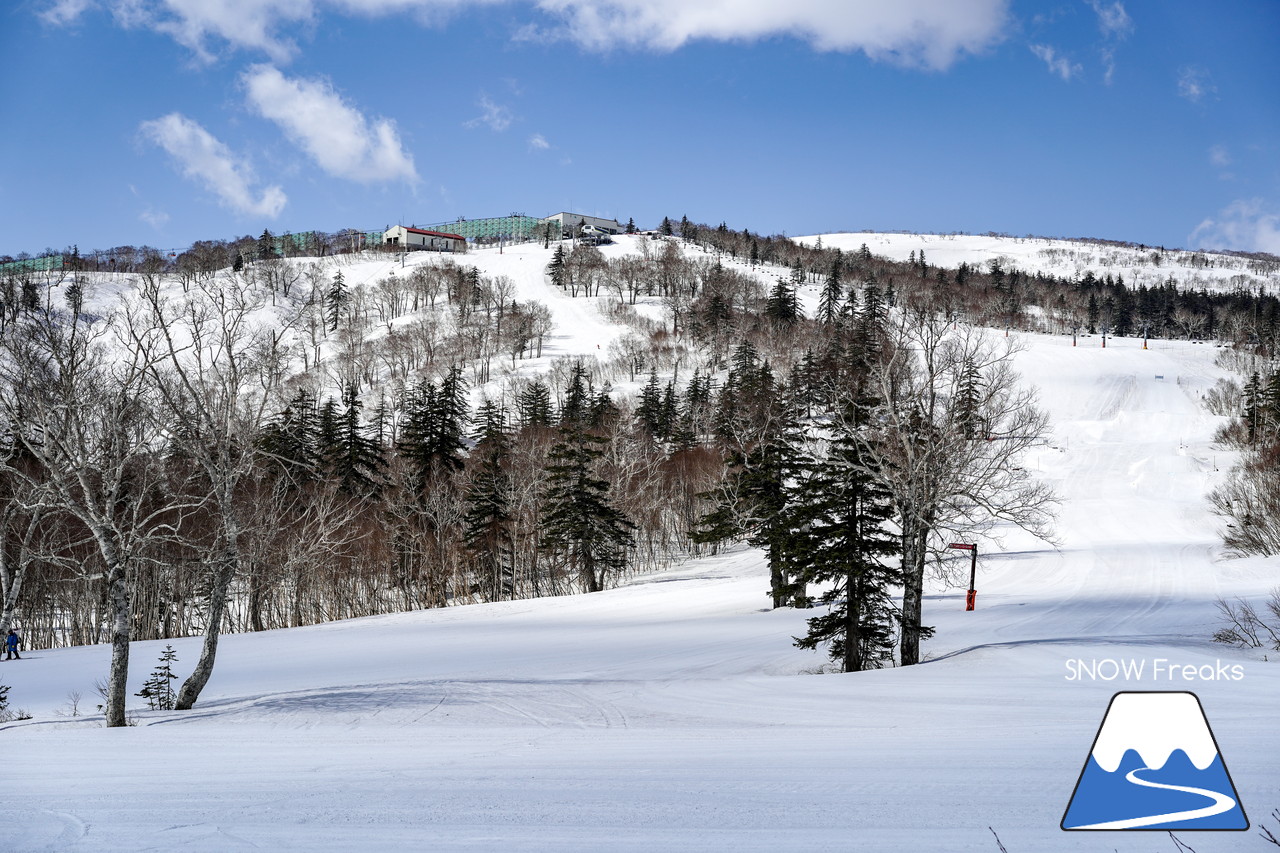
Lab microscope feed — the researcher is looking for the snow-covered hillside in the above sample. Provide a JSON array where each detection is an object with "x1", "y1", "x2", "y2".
[
  {"x1": 799, "y1": 232, "x2": 1280, "y2": 295},
  {"x1": 3, "y1": 308, "x2": 1277, "y2": 850}
]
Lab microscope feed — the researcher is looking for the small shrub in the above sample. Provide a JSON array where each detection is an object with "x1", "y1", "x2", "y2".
[
  {"x1": 136, "y1": 644, "x2": 180, "y2": 711},
  {"x1": 1213, "y1": 590, "x2": 1280, "y2": 650},
  {"x1": 1204, "y1": 377, "x2": 1242, "y2": 417},
  {"x1": 0, "y1": 683, "x2": 30, "y2": 723}
]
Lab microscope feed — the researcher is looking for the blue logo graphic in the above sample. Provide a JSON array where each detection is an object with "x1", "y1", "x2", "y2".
[{"x1": 1062, "y1": 691, "x2": 1248, "y2": 831}]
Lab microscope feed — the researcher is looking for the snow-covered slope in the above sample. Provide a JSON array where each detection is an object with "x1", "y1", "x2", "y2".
[
  {"x1": 799, "y1": 231, "x2": 1280, "y2": 294},
  {"x1": 2, "y1": 323, "x2": 1276, "y2": 851}
]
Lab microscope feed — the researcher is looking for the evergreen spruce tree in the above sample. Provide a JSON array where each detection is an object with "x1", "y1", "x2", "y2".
[
  {"x1": 657, "y1": 382, "x2": 678, "y2": 440},
  {"x1": 65, "y1": 277, "x2": 84, "y2": 316},
  {"x1": 517, "y1": 379, "x2": 554, "y2": 429},
  {"x1": 679, "y1": 371, "x2": 714, "y2": 445},
  {"x1": 547, "y1": 244, "x2": 565, "y2": 289},
  {"x1": 541, "y1": 422, "x2": 635, "y2": 593},
  {"x1": 326, "y1": 271, "x2": 348, "y2": 332},
  {"x1": 788, "y1": 387, "x2": 901, "y2": 671},
  {"x1": 765, "y1": 278, "x2": 799, "y2": 324},
  {"x1": 559, "y1": 361, "x2": 593, "y2": 428},
  {"x1": 1243, "y1": 371, "x2": 1262, "y2": 445},
  {"x1": 397, "y1": 366, "x2": 470, "y2": 490},
  {"x1": 589, "y1": 383, "x2": 619, "y2": 429},
  {"x1": 1264, "y1": 371, "x2": 1280, "y2": 443},
  {"x1": 953, "y1": 358, "x2": 983, "y2": 440},
  {"x1": 850, "y1": 282, "x2": 887, "y2": 366},
  {"x1": 435, "y1": 366, "x2": 471, "y2": 470},
  {"x1": 257, "y1": 229, "x2": 275, "y2": 261},
  {"x1": 736, "y1": 414, "x2": 799, "y2": 609},
  {"x1": 21, "y1": 279, "x2": 39, "y2": 312},
  {"x1": 695, "y1": 369, "x2": 799, "y2": 609},
  {"x1": 634, "y1": 372, "x2": 664, "y2": 437},
  {"x1": 464, "y1": 401, "x2": 515, "y2": 600},
  {"x1": 136, "y1": 645, "x2": 180, "y2": 710},
  {"x1": 625, "y1": 217, "x2": 636, "y2": 235},
  {"x1": 659, "y1": 217, "x2": 673, "y2": 237},
  {"x1": 315, "y1": 396, "x2": 343, "y2": 474},
  {"x1": 258, "y1": 389, "x2": 320, "y2": 483},
  {"x1": 319, "y1": 389, "x2": 385, "y2": 495},
  {"x1": 1113, "y1": 284, "x2": 1135, "y2": 336},
  {"x1": 396, "y1": 380, "x2": 435, "y2": 481},
  {"x1": 818, "y1": 251, "x2": 843, "y2": 325}
]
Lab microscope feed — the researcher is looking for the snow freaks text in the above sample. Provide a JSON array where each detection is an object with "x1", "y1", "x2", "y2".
[{"x1": 1064, "y1": 659, "x2": 1245, "y2": 682}]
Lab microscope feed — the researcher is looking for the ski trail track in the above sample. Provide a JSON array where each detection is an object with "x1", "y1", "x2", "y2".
[{"x1": 942, "y1": 337, "x2": 1233, "y2": 657}]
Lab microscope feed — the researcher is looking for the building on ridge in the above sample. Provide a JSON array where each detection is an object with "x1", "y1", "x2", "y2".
[
  {"x1": 383, "y1": 226, "x2": 467, "y2": 253},
  {"x1": 540, "y1": 212, "x2": 623, "y2": 238}
]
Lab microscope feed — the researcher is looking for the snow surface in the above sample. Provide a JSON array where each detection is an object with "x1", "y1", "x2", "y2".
[
  {"x1": 3, "y1": 241, "x2": 1279, "y2": 851},
  {"x1": 798, "y1": 232, "x2": 1280, "y2": 294}
]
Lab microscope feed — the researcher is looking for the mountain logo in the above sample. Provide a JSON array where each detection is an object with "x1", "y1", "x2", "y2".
[{"x1": 1062, "y1": 691, "x2": 1248, "y2": 831}]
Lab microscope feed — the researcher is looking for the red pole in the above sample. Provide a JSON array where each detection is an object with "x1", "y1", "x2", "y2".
[
  {"x1": 950, "y1": 543, "x2": 979, "y2": 610},
  {"x1": 966, "y1": 546, "x2": 978, "y2": 611}
]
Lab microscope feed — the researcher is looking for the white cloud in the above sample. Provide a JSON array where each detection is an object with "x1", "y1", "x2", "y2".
[
  {"x1": 52, "y1": 1, "x2": 1009, "y2": 70},
  {"x1": 107, "y1": 0, "x2": 316, "y2": 63},
  {"x1": 1177, "y1": 65, "x2": 1216, "y2": 103},
  {"x1": 1030, "y1": 44, "x2": 1082, "y2": 81},
  {"x1": 1100, "y1": 46, "x2": 1117, "y2": 85},
  {"x1": 464, "y1": 94, "x2": 514, "y2": 132},
  {"x1": 1209, "y1": 145, "x2": 1231, "y2": 168},
  {"x1": 1085, "y1": 0, "x2": 1132, "y2": 40},
  {"x1": 139, "y1": 207, "x2": 171, "y2": 229},
  {"x1": 39, "y1": 0, "x2": 96, "y2": 26},
  {"x1": 139, "y1": 113, "x2": 286, "y2": 218},
  {"x1": 528, "y1": 0, "x2": 1010, "y2": 68},
  {"x1": 1190, "y1": 199, "x2": 1280, "y2": 255},
  {"x1": 242, "y1": 64, "x2": 418, "y2": 184},
  {"x1": 529, "y1": 133, "x2": 551, "y2": 150}
]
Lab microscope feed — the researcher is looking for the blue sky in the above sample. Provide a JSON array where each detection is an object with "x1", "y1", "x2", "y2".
[{"x1": 1, "y1": 0, "x2": 1277, "y2": 258}]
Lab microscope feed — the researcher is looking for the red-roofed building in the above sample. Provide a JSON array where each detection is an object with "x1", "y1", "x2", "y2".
[{"x1": 384, "y1": 225, "x2": 467, "y2": 253}]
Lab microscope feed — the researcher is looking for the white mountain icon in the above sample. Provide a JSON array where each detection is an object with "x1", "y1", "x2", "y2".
[{"x1": 1062, "y1": 691, "x2": 1248, "y2": 831}]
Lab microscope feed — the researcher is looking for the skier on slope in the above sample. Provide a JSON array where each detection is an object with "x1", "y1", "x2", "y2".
[{"x1": 4, "y1": 628, "x2": 20, "y2": 660}]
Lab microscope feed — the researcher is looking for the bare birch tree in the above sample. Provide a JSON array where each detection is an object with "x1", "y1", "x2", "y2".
[
  {"x1": 126, "y1": 274, "x2": 294, "y2": 710},
  {"x1": 857, "y1": 311, "x2": 1057, "y2": 666},
  {"x1": 0, "y1": 308, "x2": 193, "y2": 726}
]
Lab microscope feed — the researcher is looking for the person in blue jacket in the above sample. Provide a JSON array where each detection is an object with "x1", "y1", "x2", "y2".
[{"x1": 4, "y1": 629, "x2": 20, "y2": 660}]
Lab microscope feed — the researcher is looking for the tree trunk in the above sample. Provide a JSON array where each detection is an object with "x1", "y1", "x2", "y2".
[
  {"x1": 899, "y1": 521, "x2": 928, "y2": 667},
  {"x1": 104, "y1": 551, "x2": 131, "y2": 728},
  {"x1": 844, "y1": 570, "x2": 862, "y2": 673},
  {"x1": 175, "y1": 542, "x2": 237, "y2": 711},
  {"x1": 768, "y1": 541, "x2": 786, "y2": 609},
  {"x1": 582, "y1": 548, "x2": 601, "y2": 593},
  {"x1": 0, "y1": 554, "x2": 23, "y2": 637}
]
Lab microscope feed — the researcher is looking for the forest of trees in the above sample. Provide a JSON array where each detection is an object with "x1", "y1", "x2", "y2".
[{"x1": 1, "y1": 216, "x2": 1278, "y2": 723}]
